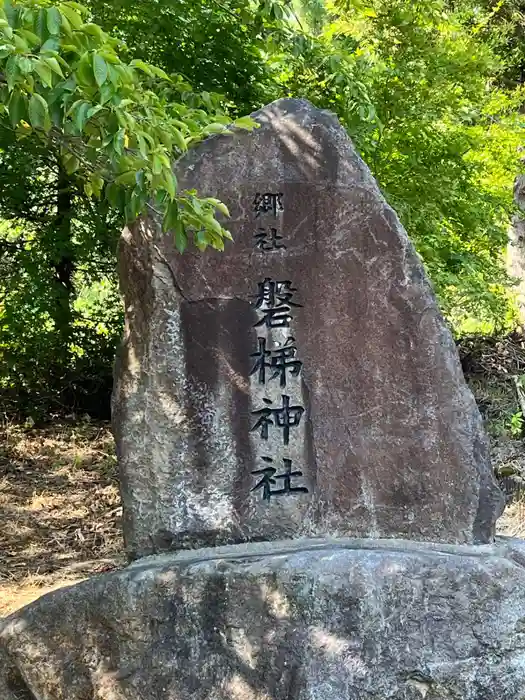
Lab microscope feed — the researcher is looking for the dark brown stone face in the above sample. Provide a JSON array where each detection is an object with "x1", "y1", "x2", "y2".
[{"x1": 112, "y1": 98, "x2": 504, "y2": 558}]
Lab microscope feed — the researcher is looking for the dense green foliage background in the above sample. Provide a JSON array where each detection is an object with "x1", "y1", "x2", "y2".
[{"x1": 1, "y1": 0, "x2": 524, "y2": 418}]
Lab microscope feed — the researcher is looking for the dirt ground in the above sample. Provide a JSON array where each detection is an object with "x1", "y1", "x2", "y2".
[
  {"x1": 0, "y1": 420, "x2": 125, "y2": 617},
  {"x1": 0, "y1": 416, "x2": 524, "y2": 618}
]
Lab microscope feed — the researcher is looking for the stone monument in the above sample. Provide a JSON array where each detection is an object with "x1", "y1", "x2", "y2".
[
  {"x1": 113, "y1": 98, "x2": 503, "y2": 558},
  {"x1": 3, "y1": 99, "x2": 523, "y2": 700}
]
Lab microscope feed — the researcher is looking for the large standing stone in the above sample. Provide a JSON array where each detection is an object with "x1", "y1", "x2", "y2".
[
  {"x1": 113, "y1": 98, "x2": 503, "y2": 558},
  {"x1": 3, "y1": 538, "x2": 525, "y2": 700}
]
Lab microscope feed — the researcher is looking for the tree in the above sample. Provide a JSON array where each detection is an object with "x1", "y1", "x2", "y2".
[
  {"x1": 0, "y1": 123, "x2": 122, "y2": 414},
  {"x1": 1, "y1": 0, "x2": 523, "y2": 418},
  {"x1": 86, "y1": 0, "x2": 277, "y2": 116},
  {"x1": 0, "y1": 0, "x2": 257, "y2": 416},
  {"x1": 88, "y1": 0, "x2": 524, "y2": 325},
  {"x1": 263, "y1": 0, "x2": 523, "y2": 327},
  {"x1": 0, "y1": 0, "x2": 258, "y2": 248}
]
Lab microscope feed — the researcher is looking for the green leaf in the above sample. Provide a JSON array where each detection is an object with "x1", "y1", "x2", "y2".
[
  {"x1": 21, "y1": 6, "x2": 35, "y2": 24},
  {"x1": 135, "y1": 170, "x2": 145, "y2": 188},
  {"x1": 63, "y1": 2, "x2": 89, "y2": 17},
  {"x1": 171, "y1": 128, "x2": 187, "y2": 153},
  {"x1": 66, "y1": 98, "x2": 85, "y2": 115},
  {"x1": 17, "y1": 57, "x2": 33, "y2": 75},
  {"x1": 113, "y1": 128, "x2": 125, "y2": 155},
  {"x1": 82, "y1": 23, "x2": 104, "y2": 41},
  {"x1": 76, "y1": 53, "x2": 94, "y2": 86},
  {"x1": 154, "y1": 190, "x2": 168, "y2": 208},
  {"x1": 162, "y1": 169, "x2": 177, "y2": 199},
  {"x1": 152, "y1": 153, "x2": 163, "y2": 175},
  {"x1": 233, "y1": 116, "x2": 258, "y2": 130},
  {"x1": 49, "y1": 99, "x2": 63, "y2": 127},
  {"x1": 28, "y1": 93, "x2": 51, "y2": 132},
  {"x1": 40, "y1": 37, "x2": 60, "y2": 53},
  {"x1": 35, "y1": 8, "x2": 47, "y2": 40},
  {"x1": 214, "y1": 201, "x2": 230, "y2": 217},
  {"x1": 137, "y1": 130, "x2": 155, "y2": 149},
  {"x1": 58, "y1": 4, "x2": 82, "y2": 30},
  {"x1": 89, "y1": 174, "x2": 104, "y2": 198},
  {"x1": 113, "y1": 64, "x2": 134, "y2": 85},
  {"x1": 162, "y1": 200, "x2": 179, "y2": 232},
  {"x1": 42, "y1": 56, "x2": 64, "y2": 77},
  {"x1": 1, "y1": 23, "x2": 13, "y2": 39},
  {"x1": 204, "y1": 122, "x2": 228, "y2": 134},
  {"x1": 63, "y1": 152, "x2": 79, "y2": 173},
  {"x1": 74, "y1": 100, "x2": 91, "y2": 131},
  {"x1": 203, "y1": 213, "x2": 223, "y2": 236},
  {"x1": 105, "y1": 181, "x2": 118, "y2": 208},
  {"x1": 60, "y1": 43, "x2": 79, "y2": 55},
  {"x1": 13, "y1": 34, "x2": 29, "y2": 52},
  {"x1": 87, "y1": 104, "x2": 103, "y2": 119},
  {"x1": 115, "y1": 170, "x2": 137, "y2": 186},
  {"x1": 211, "y1": 234, "x2": 224, "y2": 251},
  {"x1": 53, "y1": 74, "x2": 76, "y2": 97},
  {"x1": 3, "y1": 0, "x2": 15, "y2": 25},
  {"x1": 98, "y1": 50, "x2": 120, "y2": 65},
  {"x1": 130, "y1": 59, "x2": 154, "y2": 77},
  {"x1": 17, "y1": 29, "x2": 41, "y2": 47},
  {"x1": 189, "y1": 196, "x2": 203, "y2": 217},
  {"x1": 175, "y1": 228, "x2": 188, "y2": 253},
  {"x1": 106, "y1": 64, "x2": 120, "y2": 87},
  {"x1": 46, "y1": 7, "x2": 62, "y2": 35},
  {"x1": 5, "y1": 55, "x2": 20, "y2": 91},
  {"x1": 135, "y1": 133, "x2": 147, "y2": 158},
  {"x1": 150, "y1": 65, "x2": 170, "y2": 81},
  {"x1": 195, "y1": 230, "x2": 209, "y2": 251},
  {"x1": 8, "y1": 89, "x2": 26, "y2": 127},
  {"x1": 34, "y1": 60, "x2": 53, "y2": 87},
  {"x1": 125, "y1": 189, "x2": 144, "y2": 221},
  {"x1": 98, "y1": 82, "x2": 113, "y2": 104},
  {"x1": 101, "y1": 131, "x2": 114, "y2": 148},
  {"x1": 92, "y1": 53, "x2": 108, "y2": 87}
]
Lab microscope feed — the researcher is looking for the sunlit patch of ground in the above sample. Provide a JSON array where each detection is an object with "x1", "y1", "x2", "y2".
[{"x1": 497, "y1": 499, "x2": 525, "y2": 538}]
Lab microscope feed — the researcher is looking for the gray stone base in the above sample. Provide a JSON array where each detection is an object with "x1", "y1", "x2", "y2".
[{"x1": 2, "y1": 537, "x2": 525, "y2": 699}]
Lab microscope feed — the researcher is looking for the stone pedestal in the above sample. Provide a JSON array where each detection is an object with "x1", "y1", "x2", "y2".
[{"x1": 3, "y1": 537, "x2": 525, "y2": 700}]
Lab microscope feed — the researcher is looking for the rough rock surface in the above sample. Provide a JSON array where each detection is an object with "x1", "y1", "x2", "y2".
[
  {"x1": 3, "y1": 537, "x2": 525, "y2": 700},
  {"x1": 113, "y1": 97, "x2": 503, "y2": 558}
]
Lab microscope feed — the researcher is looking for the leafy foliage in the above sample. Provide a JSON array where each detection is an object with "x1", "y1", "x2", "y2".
[
  {"x1": 86, "y1": 0, "x2": 276, "y2": 116},
  {"x1": 0, "y1": 0, "x2": 256, "y2": 417},
  {"x1": 0, "y1": 0, "x2": 256, "y2": 252},
  {"x1": 88, "y1": 0, "x2": 524, "y2": 324},
  {"x1": 260, "y1": 0, "x2": 523, "y2": 325},
  {"x1": 0, "y1": 130, "x2": 121, "y2": 417},
  {"x1": 1, "y1": 0, "x2": 524, "y2": 418}
]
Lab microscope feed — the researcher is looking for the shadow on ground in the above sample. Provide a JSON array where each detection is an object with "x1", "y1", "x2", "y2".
[{"x1": 0, "y1": 420, "x2": 125, "y2": 616}]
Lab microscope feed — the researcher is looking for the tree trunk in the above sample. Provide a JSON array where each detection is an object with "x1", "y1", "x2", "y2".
[
  {"x1": 50, "y1": 165, "x2": 75, "y2": 359},
  {"x1": 507, "y1": 173, "x2": 525, "y2": 328}
]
